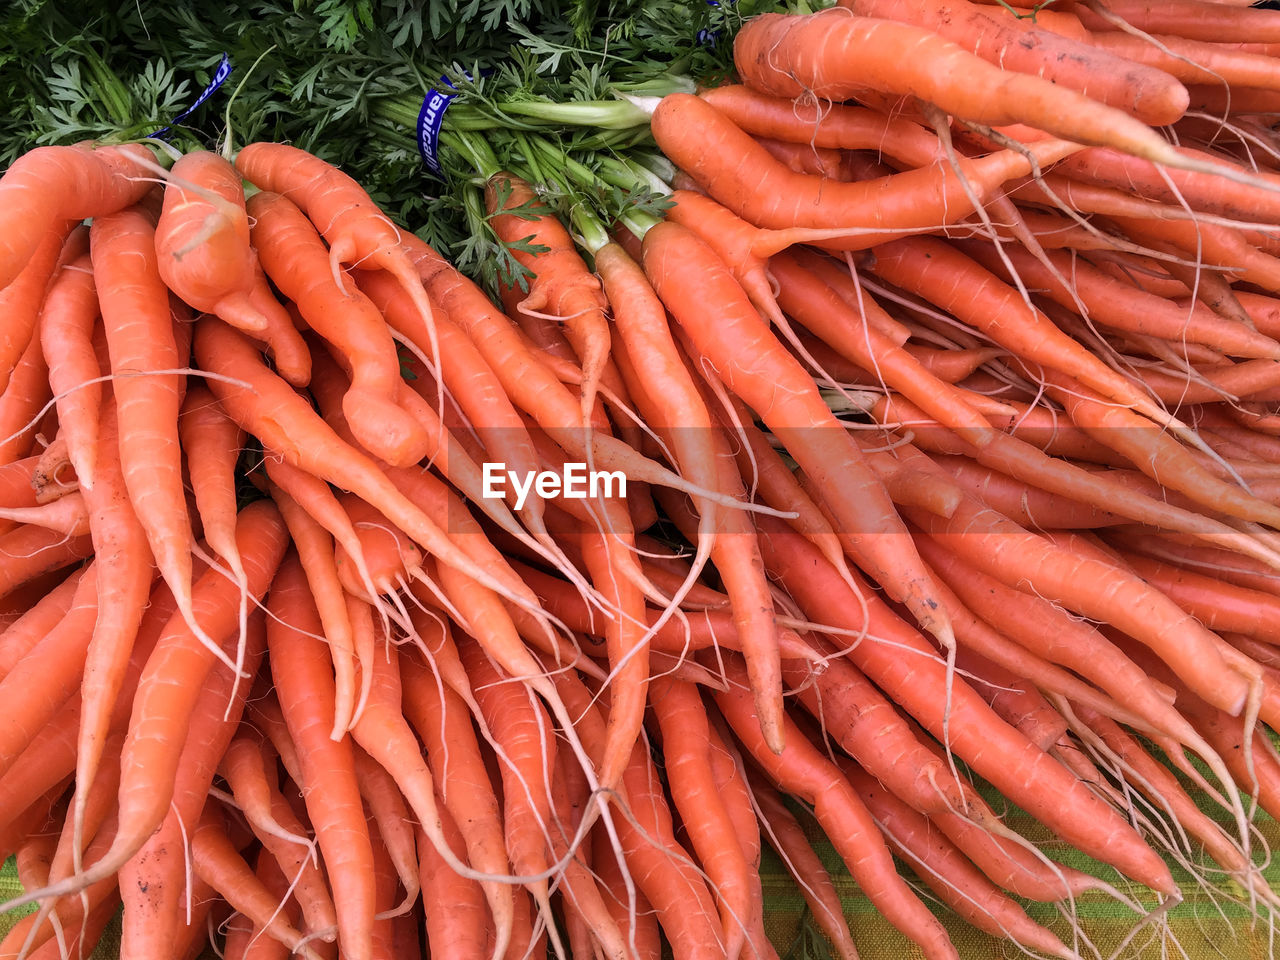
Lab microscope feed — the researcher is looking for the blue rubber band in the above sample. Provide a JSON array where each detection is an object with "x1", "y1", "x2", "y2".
[
  {"x1": 417, "y1": 75, "x2": 460, "y2": 179},
  {"x1": 150, "y1": 53, "x2": 232, "y2": 140}
]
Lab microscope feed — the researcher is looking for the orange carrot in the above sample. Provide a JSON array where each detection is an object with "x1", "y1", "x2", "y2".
[
  {"x1": 651, "y1": 93, "x2": 1079, "y2": 246},
  {"x1": 0, "y1": 142, "x2": 151, "y2": 289},
  {"x1": 0, "y1": 224, "x2": 74, "y2": 396},
  {"x1": 247, "y1": 190, "x2": 430, "y2": 467},
  {"x1": 840, "y1": 0, "x2": 1189, "y2": 124},
  {"x1": 732, "y1": 8, "x2": 1192, "y2": 167},
  {"x1": 643, "y1": 217, "x2": 953, "y2": 650},
  {"x1": 714, "y1": 653, "x2": 958, "y2": 960},
  {"x1": 267, "y1": 553, "x2": 375, "y2": 960}
]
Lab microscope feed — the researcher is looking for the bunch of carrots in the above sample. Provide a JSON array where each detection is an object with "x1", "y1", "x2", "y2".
[{"x1": 5, "y1": 0, "x2": 1280, "y2": 957}]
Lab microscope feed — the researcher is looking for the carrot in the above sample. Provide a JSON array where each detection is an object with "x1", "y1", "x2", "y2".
[
  {"x1": 118, "y1": 607, "x2": 267, "y2": 960},
  {"x1": 756, "y1": 515, "x2": 1176, "y2": 893},
  {"x1": 0, "y1": 562, "x2": 98, "y2": 778},
  {"x1": 959, "y1": 238, "x2": 1280, "y2": 359},
  {"x1": 698, "y1": 84, "x2": 943, "y2": 168},
  {"x1": 928, "y1": 455, "x2": 1125, "y2": 528},
  {"x1": 0, "y1": 501, "x2": 286, "y2": 917},
  {"x1": 0, "y1": 522, "x2": 92, "y2": 601},
  {"x1": 456, "y1": 637, "x2": 557, "y2": 914},
  {"x1": 416, "y1": 811, "x2": 490, "y2": 960},
  {"x1": 651, "y1": 93, "x2": 1080, "y2": 246},
  {"x1": 1074, "y1": 0, "x2": 1280, "y2": 44},
  {"x1": 192, "y1": 805, "x2": 324, "y2": 960},
  {"x1": 0, "y1": 330, "x2": 53, "y2": 468},
  {"x1": 194, "y1": 316, "x2": 546, "y2": 618},
  {"x1": 747, "y1": 771, "x2": 858, "y2": 960},
  {"x1": 549, "y1": 667, "x2": 727, "y2": 960},
  {"x1": 235, "y1": 140, "x2": 440, "y2": 389},
  {"x1": 713, "y1": 653, "x2": 959, "y2": 960},
  {"x1": 487, "y1": 172, "x2": 610, "y2": 423},
  {"x1": 266, "y1": 553, "x2": 375, "y2": 960},
  {"x1": 906, "y1": 489, "x2": 1259, "y2": 719},
  {"x1": 754, "y1": 135, "x2": 854, "y2": 179},
  {"x1": 642, "y1": 217, "x2": 953, "y2": 651},
  {"x1": 0, "y1": 223, "x2": 73, "y2": 397},
  {"x1": 399, "y1": 234, "x2": 758, "y2": 517},
  {"x1": 591, "y1": 838, "x2": 664, "y2": 960},
  {"x1": 865, "y1": 235, "x2": 1184, "y2": 425},
  {"x1": 1068, "y1": 704, "x2": 1260, "y2": 887},
  {"x1": 38, "y1": 251, "x2": 101, "y2": 491},
  {"x1": 29, "y1": 441, "x2": 80, "y2": 508},
  {"x1": 399, "y1": 644, "x2": 515, "y2": 960},
  {"x1": 352, "y1": 744, "x2": 422, "y2": 918},
  {"x1": 836, "y1": 754, "x2": 1072, "y2": 958},
  {"x1": 179, "y1": 383, "x2": 250, "y2": 650},
  {"x1": 839, "y1": 0, "x2": 1190, "y2": 125},
  {"x1": 247, "y1": 190, "x2": 430, "y2": 467},
  {"x1": 0, "y1": 566, "x2": 84, "y2": 679},
  {"x1": 91, "y1": 204, "x2": 216, "y2": 668},
  {"x1": 1119, "y1": 550, "x2": 1280, "y2": 645},
  {"x1": 648, "y1": 674, "x2": 754, "y2": 960},
  {"x1": 352, "y1": 268, "x2": 548, "y2": 527},
  {"x1": 732, "y1": 8, "x2": 1206, "y2": 171},
  {"x1": 156, "y1": 150, "x2": 288, "y2": 338},
  {"x1": 0, "y1": 579, "x2": 174, "y2": 862},
  {"x1": 0, "y1": 142, "x2": 151, "y2": 289},
  {"x1": 219, "y1": 733, "x2": 338, "y2": 938},
  {"x1": 913, "y1": 530, "x2": 1200, "y2": 746},
  {"x1": 621, "y1": 333, "x2": 784, "y2": 751},
  {"x1": 70, "y1": 398, "x2": 156, "y2": 868}
]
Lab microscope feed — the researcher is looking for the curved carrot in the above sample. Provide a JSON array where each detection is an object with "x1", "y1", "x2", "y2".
[
  {"x1": 0, "y1": 142, "x2": 151, "y2": 289},
  {"x1": 487, "y1": 172, "x2": 610, "y2": 424},
  {"x1": 652, "y1": 93, "x2": 1080, "y2": 247},
  {"x1": 247, "y1": 190, "x2": 429, "y2": 467},
  {"x1": 156, "y1": 150, "x2": 293, "y2": 341},
  {"x1": 698, "y1": 84, "x2": 943, "y2": 168},
  {"x1": 235, "y1": 141, "x2": 440, "y2": 390}
]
